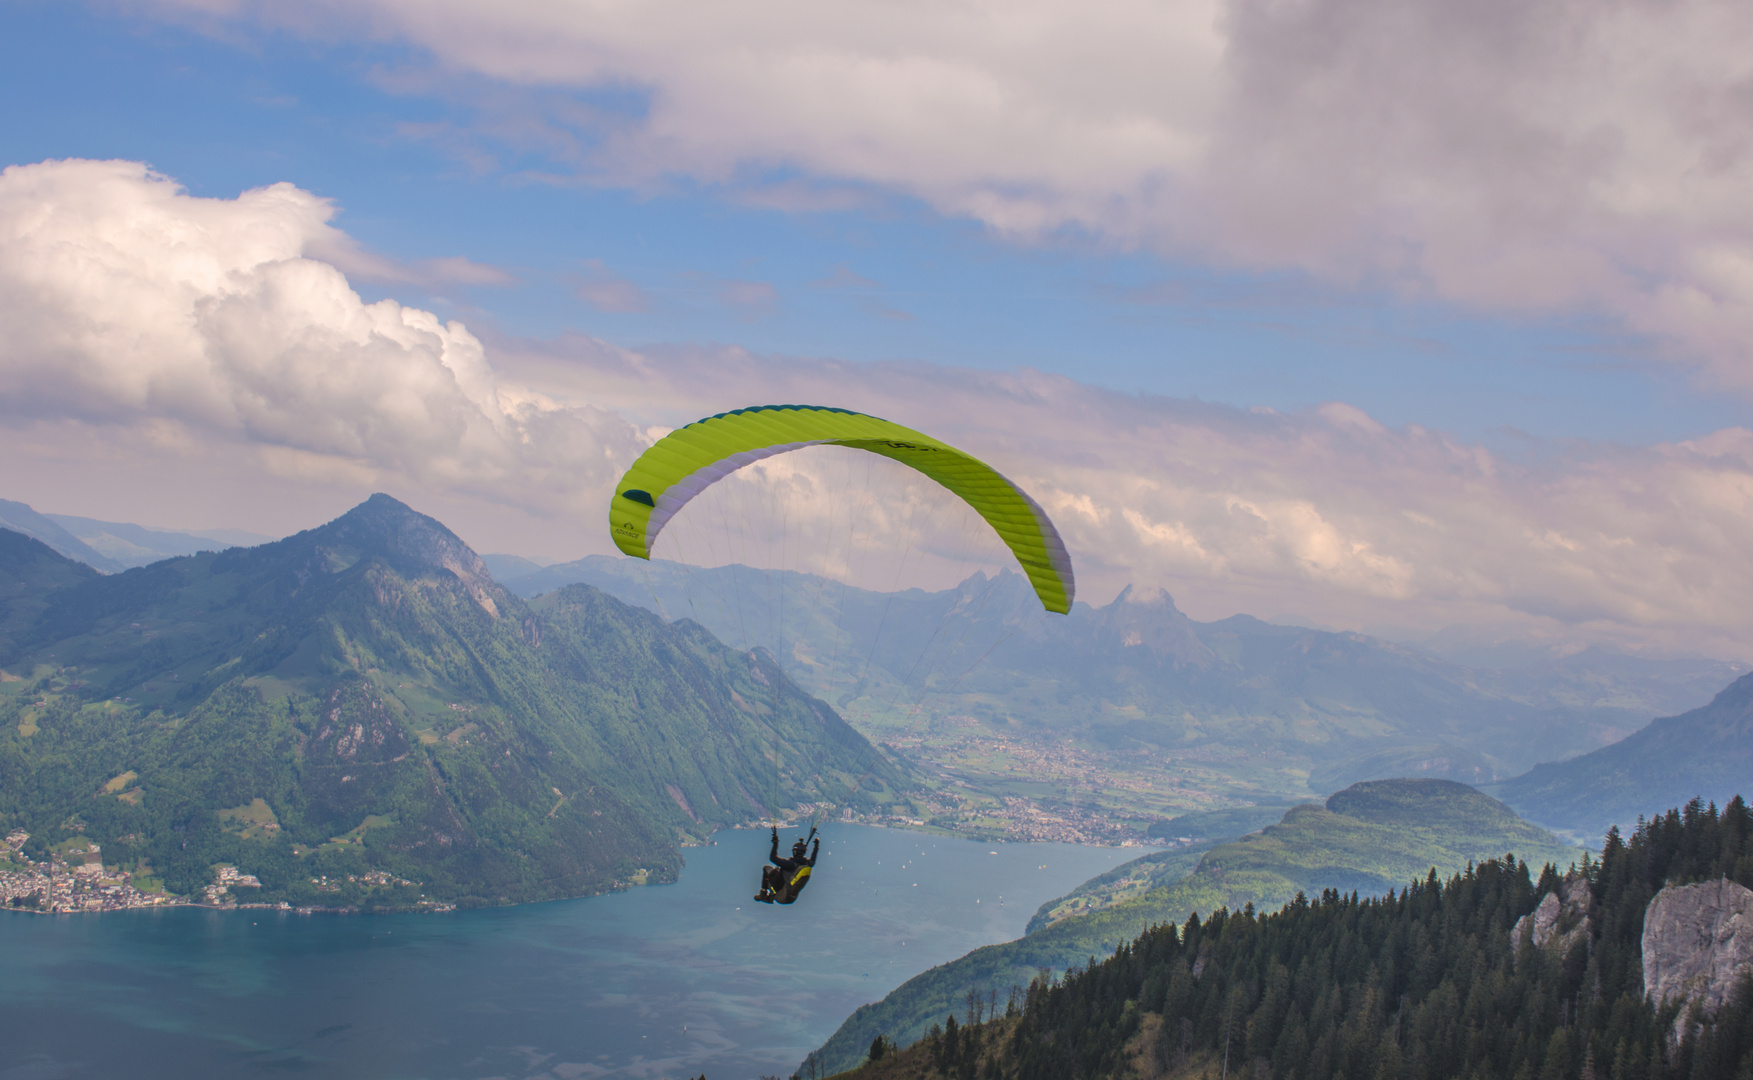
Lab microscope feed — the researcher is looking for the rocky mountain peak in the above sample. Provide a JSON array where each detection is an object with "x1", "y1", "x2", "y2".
[{"x1": 318, "y1": 494, "x2": 499, "y2": 616}]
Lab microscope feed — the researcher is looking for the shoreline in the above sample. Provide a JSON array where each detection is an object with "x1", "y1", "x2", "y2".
[{"x1": 3, "y1": 819, "x2": 1157, "y2": 917}]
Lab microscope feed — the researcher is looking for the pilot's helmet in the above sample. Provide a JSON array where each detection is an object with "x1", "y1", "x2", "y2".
[{"x1": 792, "y1": 839, "x2": 809, "y2": 858}]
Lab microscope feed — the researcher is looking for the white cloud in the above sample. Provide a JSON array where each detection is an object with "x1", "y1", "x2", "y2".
[
  {"x1": 7, "y1": 158, "x2": 1753, "y2": 657},
  {"x1": 149, "y1": 0, "x2": 1753, "y2": 385},
  {"x1": 0, "y1": 159, "x2": 641, "y2": 513}
]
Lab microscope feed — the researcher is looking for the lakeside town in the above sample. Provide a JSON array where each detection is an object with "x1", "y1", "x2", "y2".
[
  {"x1": 2, "y1": 829, "x2": 186, "y2": 913},
  {"x1": 0, "y1": 830, "x2": 455, "y2": 915}
]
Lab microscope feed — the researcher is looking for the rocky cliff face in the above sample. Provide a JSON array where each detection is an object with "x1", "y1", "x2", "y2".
[
  {"x1": 1642, "y1": 878, "x2": 1753, "y2": 1030},
  {"x1": 1514, "y1": 873, "x2": 1592, "y2": 955}
]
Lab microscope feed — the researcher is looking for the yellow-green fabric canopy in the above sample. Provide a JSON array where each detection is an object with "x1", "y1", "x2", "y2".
[{"x1": 608, "y1": 405, "x2": 1074, "y2": 614}]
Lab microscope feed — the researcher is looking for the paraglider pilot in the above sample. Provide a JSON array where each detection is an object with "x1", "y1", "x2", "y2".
[{"x1": 755, "y1": 825, "x2": 818, "y2": 904}]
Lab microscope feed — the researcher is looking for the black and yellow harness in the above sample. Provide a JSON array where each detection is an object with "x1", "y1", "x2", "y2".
[{"x1": 773, "y1": 863, "x2": 812, "y2": 905}]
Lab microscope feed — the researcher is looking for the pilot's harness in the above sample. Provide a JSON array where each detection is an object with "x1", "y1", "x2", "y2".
[{"x1": 775, "y1": 826, "x2": 817, "y2": 903}]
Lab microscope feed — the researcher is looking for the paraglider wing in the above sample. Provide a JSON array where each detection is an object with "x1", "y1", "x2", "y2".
[{"x1": 608, "y1": 405, "x2": 1075, "y2": 614}]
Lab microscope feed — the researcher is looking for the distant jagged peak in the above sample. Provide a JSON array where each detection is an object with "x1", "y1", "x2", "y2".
[
  {"x1": 316, "y1": 494, "x2": 500, "y2": 617},
  {"x1": 942, "y1": 566, "x2": 1043, "y2": 618},
  {"x1": 1110, "y1": 583, "x2": 1182, "y2": 612},
  {"x1": 1095, "y1": 582, "x2": 1217, "y2": 666}
]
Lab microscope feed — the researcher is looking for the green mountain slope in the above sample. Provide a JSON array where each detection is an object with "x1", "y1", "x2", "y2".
[
  {"x1": 0, "y1": 530, "x2": 100, "y2": 646},
  {"x1": 0, "y1": 495, "x2": 908, "y2": 908},
  {"x1": 1492, "y1": 671, "x2": 1753, "y2": 839},
  {"x1": 808, "y1": 779, "x2": 1577, "y2": 1076},
  {"x1": 1026, "y1": 805, "x2": 1297, "y2": 933}
]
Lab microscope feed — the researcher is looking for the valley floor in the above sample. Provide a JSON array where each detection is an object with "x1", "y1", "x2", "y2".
[{"x1": 845, "y1": 708, "x2": 1308, "y2": 845}]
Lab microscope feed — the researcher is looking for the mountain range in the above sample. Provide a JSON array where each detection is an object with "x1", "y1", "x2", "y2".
[
  {"x1": 488, "y1": 555, "x2": 1741, "y2": 788},
  {"x1": 7, "y1": 495, "x2": 1751, "y2": 883},
  {"x1": 9, "y1": 501, "x2": 1737, "y2": 805},
  {"x1": 0, "y1": 495, "x2": 906, "y2": 908}
]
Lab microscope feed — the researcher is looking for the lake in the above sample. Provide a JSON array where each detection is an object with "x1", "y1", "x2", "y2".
[{"x1": 0, "y1": 825, "x2": 1139, "y2": 1080}]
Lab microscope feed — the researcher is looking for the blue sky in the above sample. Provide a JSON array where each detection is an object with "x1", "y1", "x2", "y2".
[
  {"x1": 2, "y1": 1, "x2": 1738, "y2": 446},
  {"x1": 3, "y1": 0, "x2": 1752, "y2": 654}
]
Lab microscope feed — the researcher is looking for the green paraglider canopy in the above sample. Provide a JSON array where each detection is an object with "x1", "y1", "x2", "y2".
[{"x1": 609, "y1": 404, "x2": 1075, "y2": 613}]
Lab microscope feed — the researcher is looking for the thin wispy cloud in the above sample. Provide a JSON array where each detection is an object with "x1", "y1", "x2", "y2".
[
  {"x1": 317, "y1": 240, "x2": 518, "y2": 289},
  {"x1": 574, "y1": 260, "x2": 650, "y2": 313},
  {"x1": 810, "y1": 266, "x2": 913, "y2": 321},
  {"x1": 810, "y1": 266, "x2": 882, "y2": 292},
  {"x1": 715, "y1": 278, "x2": 778, "y2": 314}
]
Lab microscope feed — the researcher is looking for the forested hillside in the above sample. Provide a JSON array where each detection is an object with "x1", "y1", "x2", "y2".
[
  {"x1": 809, "y1": 780, "x2": 1577, "y2": 1075},
  {"x1": 832, "y1": 797, "x2": 1753, "y2": 1080},
  {"x1": 0, "y1": 496, "x2": 909, "y2": 908}
]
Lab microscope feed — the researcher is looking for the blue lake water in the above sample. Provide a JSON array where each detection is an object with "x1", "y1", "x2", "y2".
[{"x1": 0, "y1": 826, "x2": 1138, "y2": 1080}]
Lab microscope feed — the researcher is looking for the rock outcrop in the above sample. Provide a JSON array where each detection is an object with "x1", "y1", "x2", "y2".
[
  {"x1": 1514, "y1": 873, "x2": 1592, "y2": 956},
  {"x1": 1642, "y1": 878, "x2": 1753, "y2": 1031}
]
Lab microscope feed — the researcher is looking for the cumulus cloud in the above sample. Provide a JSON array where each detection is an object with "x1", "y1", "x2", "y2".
[
  {"x1": 0, "y1": 159, "x2": 640, "y2": 512},
  {"x1": 147, "y1": 0, "x2": 1753, "y2": 386}
]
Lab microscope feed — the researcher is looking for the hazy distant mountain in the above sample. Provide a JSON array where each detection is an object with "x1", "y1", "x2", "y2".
[
  {"x1": 481, "y1": 552, "x2": 553, "y2": 582},
  {"x1": 0, "y1": 499, "x2": 277, "y2": 571},
  {"x1": 1491, "y1": 672, "x2": 1753, "y2": 838},
  {"x1": 0, "y1": 499, "x2": 123, "y2": 573},
  {"x1": 45, "y1": 512, "x2": 274, "y2": 568},
  {"x1": 0, "y1": 496, "x2": 905, "y2": 908},
  {"x1": 493, "y1": 556, "x2": 1742, "y2": 780}
]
